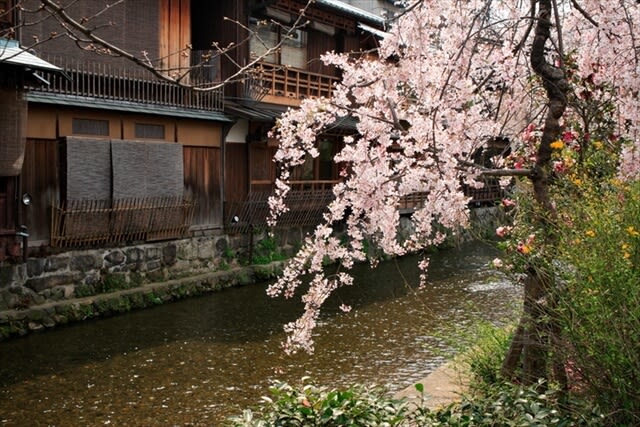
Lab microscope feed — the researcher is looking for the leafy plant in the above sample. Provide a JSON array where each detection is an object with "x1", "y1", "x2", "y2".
[
  {"x1": 458, "y1": 323, "x2": 515, "y2": 390},
  {"x1": 252, "y1": 235, "x2": 287, "y2": 265},
  {"x1": 223, "y1": 247, "x2": 236, "y2": 261},
  {"x1": 225, "y1": 378, "x2": 410, "y2": 426},
  {"x1": 553, "y1": 179, "x2": 640, "y2": 424},
  {"x1": 226, "y1": 377, "x2": 602, "y2": 427},
  {"x1": 412, "y1": 380, "x2": 603, "y2": 426}
]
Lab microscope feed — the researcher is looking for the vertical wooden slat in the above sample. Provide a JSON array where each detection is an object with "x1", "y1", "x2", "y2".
[
  {"x1": 50, "y1": 202, "x2": 58, "y2": 247},
  {"x1": 168, "y1": 0, "x2": 180, "y2": 78},
  {"x1": 160, "y1": 0, "x2": 170, "y2": 75},
  {"x1": 180, "y1": 0, "x2": 191, "y2": 82},
  {"x1": 31, "y1": 53, "x2": 223, "y2": 112}
]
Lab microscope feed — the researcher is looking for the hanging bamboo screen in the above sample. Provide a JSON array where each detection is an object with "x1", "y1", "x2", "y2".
[
  {"x1": 50, "y1": 196, "x2": 195, "y2": 248},
  {"x1": 0, "y1": 88, "x2": 27, "y2": 176}
]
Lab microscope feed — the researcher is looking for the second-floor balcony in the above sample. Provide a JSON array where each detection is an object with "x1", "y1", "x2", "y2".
[
  {"x1": 26, "y1": 51, "x2": 224, "y2": 113},
  {"x1": 246, "y1": 62, "x2": 339, "y2": 105}
]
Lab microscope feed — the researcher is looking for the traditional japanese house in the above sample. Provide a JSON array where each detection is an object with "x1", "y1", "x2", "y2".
[
  {"x1": 1, "y1": 0, "x2": 394, "y2": 259},
  {"x1": 209, "y1": 0, "x2": 390, "y2": 233},
  {"x1": 4, "y1": 0, "x2": 234, "y2": 254},
  {"x1": 0, "y1": 37, "x2": 61, "y2": 261}
]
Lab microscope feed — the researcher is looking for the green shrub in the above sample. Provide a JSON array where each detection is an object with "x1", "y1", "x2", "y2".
[
  {"x1": 226, "y1": 378, "x2": 602, "y2": 427},
  {"x1": 225, "y1": 378, "x2": 410, "y2": 426},
  {"x1": 96, "y1": 273, "x2": 129, "y2": 293},
  {"x1": 459, "y1": 323, "x2": 514, "y2": 389},
  {"x1": 553, "y1": 179, "x2": 640, "y2": 424},
  {"x1": 414, "y1": 380, "x2": 603, "y2": 426},
  {"x1": 252, "y1": 236, "x2": 288, "y2": 265}
]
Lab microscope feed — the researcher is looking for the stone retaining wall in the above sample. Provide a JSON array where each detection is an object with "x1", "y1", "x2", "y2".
[
  {"x1": 0, "y1": 207, "x2": 505, "y2": 341},
  {"x1": 1, "y1": 234, "x2": 241, "y2": 311}
]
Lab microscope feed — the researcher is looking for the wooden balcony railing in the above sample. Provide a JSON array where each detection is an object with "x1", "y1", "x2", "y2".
[
  {"x1": 247, "y1": 62, "x2": 339, "y2": 102},
  {"x1": 27, "y1": 54, "x2": 223, "y2": 112},
  {"x1": 399, "y1": 183, "x2": 506, "y2": 212},
  {"x1": 226, "y1": 179, "x2": 505, "y2": 233}
]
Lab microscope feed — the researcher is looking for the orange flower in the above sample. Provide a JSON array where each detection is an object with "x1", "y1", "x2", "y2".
[{"x1": 517, "y1": 242, "x2": 531, "y2": 254}]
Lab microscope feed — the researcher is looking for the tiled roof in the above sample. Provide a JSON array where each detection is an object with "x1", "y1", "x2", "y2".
[
  {"x1": 315, "y1": 0, "x2": 386, "y2": 26},
  {"x1": 0, "y1": 38, "x2": 62, "y2": 72}
]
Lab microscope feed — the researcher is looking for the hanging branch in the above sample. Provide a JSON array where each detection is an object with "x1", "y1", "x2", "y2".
[{"x1": 570, "y1": 0, "x2": 599, "y2": 27}]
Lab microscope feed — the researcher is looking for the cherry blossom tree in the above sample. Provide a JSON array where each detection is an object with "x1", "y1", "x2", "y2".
[{"x1": 268, "y1": 0, "x2": 640, "y2": 385}]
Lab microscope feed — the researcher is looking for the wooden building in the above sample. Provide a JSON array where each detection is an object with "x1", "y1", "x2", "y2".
[
  {"x1": 4, "y1": 0, "x2": 234, "y2": 253},
  {"x1": 0, "y1": 37, "x2": 61, "y2": 261},
  {"x1": 214, "y1": 0, "x2": 388, "y2": 232},
  {"x1": 1, "y1": 0, "x2": 501, "y2": 264},
  {"x1": 0, "y1": 0, "x2": 390, "y2": 258}
]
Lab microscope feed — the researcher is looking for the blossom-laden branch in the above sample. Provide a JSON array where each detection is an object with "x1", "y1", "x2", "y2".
[
  {"x1": 268, "y1": 0, "x2": 640, "y2": 355},
  {"x1": 269, "y1": 0, "x2": 527, "y2": 354}
]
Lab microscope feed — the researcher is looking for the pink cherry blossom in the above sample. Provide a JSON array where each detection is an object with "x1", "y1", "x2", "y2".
[
  {"x1": 502, "y1": 198, "x2": 517, "y2": 208},
  {"x1": 496, "y1": 226, "x2": 512, "y2": 238},
  {"x1": 267, "y1": 0, "x2": 640, "y2": 354}
]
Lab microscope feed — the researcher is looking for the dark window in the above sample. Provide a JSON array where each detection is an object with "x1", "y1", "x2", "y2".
[
  {"x1": 72, "y1": 118, "x2": 109, "y2": 136},
  {"x1": 0, "y1": 1, "x2": 14, "y2": 31},
  {"x1": 318, "y1": 139, "x2": 334, "y2": 180},
  {"x1": 135, "y1": 123, "x2": 165, "y2": 139}
]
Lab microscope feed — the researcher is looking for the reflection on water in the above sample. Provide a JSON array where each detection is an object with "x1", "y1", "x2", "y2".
[{"x1": 0, "y1": 241, "x2": 520, "y2": 426}]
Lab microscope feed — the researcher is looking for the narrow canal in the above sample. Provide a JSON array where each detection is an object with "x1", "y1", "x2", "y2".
[{"x1": 0, "y1": 241, "x2": 520, "y2": 426}]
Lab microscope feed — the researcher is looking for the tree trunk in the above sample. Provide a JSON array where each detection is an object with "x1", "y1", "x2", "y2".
[
  {"x1": 501, "y1": 0, "x2": 568, "y2": 386},
  {"x1": 522, "y1": 269, "x2": 548, "y2": 384},
  {"x1": 501, "y1": 321, "x2": 524, "y2": 379}
]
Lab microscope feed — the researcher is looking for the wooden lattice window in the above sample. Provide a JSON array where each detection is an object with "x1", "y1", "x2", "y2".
[
  {"x1": 135, "y1": 123, "x2": 165, "y2": 140},
  {"x1": 72, "y1": 118, "x2": 109, "y2": 136}
]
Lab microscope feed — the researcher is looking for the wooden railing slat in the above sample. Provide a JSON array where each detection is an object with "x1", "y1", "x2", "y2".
[
  {"x1": 26, "y1": 55, "x2": 224, "y2": 112},
  {"x1": 50, "y1": 196, "x2": 195, "y2": 248}
]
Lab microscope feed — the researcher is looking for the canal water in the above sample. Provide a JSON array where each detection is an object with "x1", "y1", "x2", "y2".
[{"x1": 0, "y1": 241, "x2": 519, "y2": 426}]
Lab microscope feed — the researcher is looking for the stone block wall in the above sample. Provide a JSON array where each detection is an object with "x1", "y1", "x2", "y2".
[{"x1": 0, "y1": 234, "x2": 240, "y2": 311}]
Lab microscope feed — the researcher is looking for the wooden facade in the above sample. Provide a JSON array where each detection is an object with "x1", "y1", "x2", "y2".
[
  {"x1": 18, "y1": 103, "x2": 226, "y2": 245},
  {"x1": 7, "y1": 0, "x2": 232, "y2": 253},
  {"x1": 184, "y1": 145, "x2": 223, "y2": 227},
  {"x1": 0, "y1": 0, "x2": 14, "y2": 32},
  {"x1": 160, "y1": 0, "x2": 192, "y2": 79},
  {"x1": 0, "y1": 39, "x2": 42, "y2": 260},
  {"x1": 0, "y1": 177, "x2": 18, "y2": 260},
  {"x1": 219, "y1": 0, "x2": 385, "y2": 233},
  {"x1": 1, "y1": 0, "x2": 498, "y2": 259},
  {"x1": 21, "y1": 139, "x2": 59, "y2": 244}
]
